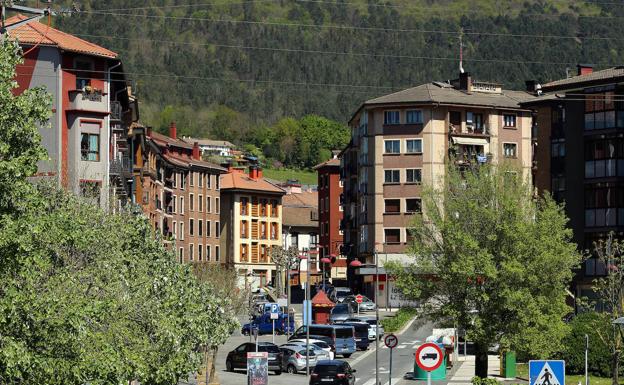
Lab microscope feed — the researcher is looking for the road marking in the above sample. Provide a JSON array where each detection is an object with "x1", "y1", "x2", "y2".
[
  {"x1": 358, "y1": 379, "x2": 376, "y2": 385},
  {"x1": 382, "y1": 378, "x2": 403, "y2": 385},
  {"x1": 397, "y1": 344, "x2": 407, "y2": 349}
]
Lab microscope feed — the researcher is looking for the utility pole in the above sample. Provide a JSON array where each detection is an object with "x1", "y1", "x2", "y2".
[{"x1": 0, "y1": 1, "x2": 56, "y2": 35}]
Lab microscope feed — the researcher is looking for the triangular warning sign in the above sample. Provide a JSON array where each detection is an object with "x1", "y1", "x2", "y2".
[{"x1": 534, "y1": 363, "x2": 561, "y2": 385}]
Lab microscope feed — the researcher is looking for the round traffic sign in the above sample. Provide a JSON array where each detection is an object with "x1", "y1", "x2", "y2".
[
  {"x1": 415, "y1": 343, "x2": 444, "y2": 372},
  {"x1": 384, "y1": 333, "x2": 398, "y2": 349},
  {"x1": 355, "y1": 294, "x2": 364, "y2": 304}
]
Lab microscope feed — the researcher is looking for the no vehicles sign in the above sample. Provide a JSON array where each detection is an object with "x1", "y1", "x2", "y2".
[{"x1": 415, "y1": 343, "x2": 444, "y2": 372}]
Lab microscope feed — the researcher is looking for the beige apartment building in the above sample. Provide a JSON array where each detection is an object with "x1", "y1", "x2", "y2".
[
  {"x1": 342, "y1": 72, "x2": 535, "y2": 298},
  {"x1": 220, "y1": 166, "x2": 285, "y2": 289}
]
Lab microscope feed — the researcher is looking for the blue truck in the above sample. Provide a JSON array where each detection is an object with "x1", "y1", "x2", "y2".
[{"x1": 242, "y1": 312, "x2": 295, "y2": 335}]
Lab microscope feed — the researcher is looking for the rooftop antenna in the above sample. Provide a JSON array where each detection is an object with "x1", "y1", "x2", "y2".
[{"x1": 459, "y1": 28, "x2": 465, "y2": 74}]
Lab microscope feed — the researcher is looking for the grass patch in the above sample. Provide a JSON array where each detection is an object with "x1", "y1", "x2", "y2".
[
  {"x1": 380, "y1": 307, "x2": 418, "y2": 333},
  {"x1": 262, "y1": 168, "x2": 317, "y2": 185},
  {"x1": 516, "y1": 363, "x2": 621, "y2": 385}
]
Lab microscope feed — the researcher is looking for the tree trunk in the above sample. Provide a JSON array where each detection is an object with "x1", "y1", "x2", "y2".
[
  {"x1": 209, "y1": 347, "x2": 219, "y2": 384},
  {"x1": 474, "y1": 342, "x2": 489, "y2": 379},
  {"x1": 612, "y1": 348, "x2": 620, "y2": 385}
]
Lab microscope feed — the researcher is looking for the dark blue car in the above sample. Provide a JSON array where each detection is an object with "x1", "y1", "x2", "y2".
[{"x1": 242, "y1": 313, "x2": 295, "y2": 335}]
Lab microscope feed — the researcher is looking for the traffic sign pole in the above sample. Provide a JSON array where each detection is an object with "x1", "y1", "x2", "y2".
[
  {"x1": 272, "y1": 319, "x2": 275, "y2": 344},
  {"x1": 427, "y1": 371, "x2": 432, "y2": 385},
  {"x1": 384, "y1": 334, "x2": 399, "y2": 385},
  {"x1": 389, "y1": 347, "x2": 393, "y2": 385}
]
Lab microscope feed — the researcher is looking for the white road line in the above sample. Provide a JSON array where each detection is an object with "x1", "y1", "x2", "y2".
[
  {"x1": 397, "y1": 345, "x2": 407, "y2": 349},
  {"x1": 358, "y1": 379, "x2": 376, "y2": 385},
  {"x1": 381, "y1": 377, "x2": 403, "y2": 385}
]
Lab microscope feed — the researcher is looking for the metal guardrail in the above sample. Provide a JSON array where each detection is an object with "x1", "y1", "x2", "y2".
[{"x1": 110, "y1": 156, "x2": 132, "y2": 175}]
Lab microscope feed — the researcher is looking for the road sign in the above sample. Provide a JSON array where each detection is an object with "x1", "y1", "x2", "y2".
[
  {"x1": 384, "y1": 334, "x2": 398, "y2": 349},
  {"x1": 270, "y1": 312, "x2": 279, "y2": 320},
  {"x1": 529, "y1": 360, "x2": 565, "y2": 385},
  {"x1": 415, "y1": 343, "x2": 444, "y2": 372},
  {"x1": 355, "y1": 294, "x2": 364, "y2": 304},
  {"x1": 270, "y1": 303, "x2": 279, "y2": 314}
]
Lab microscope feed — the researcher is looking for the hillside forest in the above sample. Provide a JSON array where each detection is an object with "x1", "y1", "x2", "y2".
[{"x1": 26, "y1": 0, "x2": 624, "y2": 170}]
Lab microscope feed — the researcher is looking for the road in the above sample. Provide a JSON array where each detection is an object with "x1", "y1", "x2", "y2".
[{"x1": 213, "y1": 316, "x2": 434, "y2": 385}]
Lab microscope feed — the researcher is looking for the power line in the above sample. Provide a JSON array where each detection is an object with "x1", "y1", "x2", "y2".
[
  {"x1": 78, "y1": 9, "x2": 624, "y2": 40},
  {"x1": 100, "y1": 0, "x2": 283, "y2": 12}
]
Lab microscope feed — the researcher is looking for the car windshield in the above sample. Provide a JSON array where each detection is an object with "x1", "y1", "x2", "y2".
[
  {"x1": 309, "y1": 327, "x2": 333, "y2": 337},
  {"x1": 335, "y1": 327, "x2": 353, "y2": 338},
  {"x1": 298, "y1": 348, "x2": 315, "y2": 356},
  {"x1": 313, "y1": 341, "x2": 330, "y2": 349},
  {"x1": 333, "y1": 304, "x2": 350, "y2": 314},
  {"x1": 314, "y1": 364, "x2": 341, "y2": 375},
  {"x1": 258, "y1": 345, "x2": 280, "y2": 353}
]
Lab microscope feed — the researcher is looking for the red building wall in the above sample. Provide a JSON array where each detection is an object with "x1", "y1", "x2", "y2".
[{"x1": 317, "y1": 161, "x2": 343, "y2": 260}]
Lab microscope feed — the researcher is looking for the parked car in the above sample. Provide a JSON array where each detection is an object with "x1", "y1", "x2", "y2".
[
  {"x1": 226, "y1": 342, "x2": 282, "y2": 375},
  {"x1": 241, "y1": 312, "x2": 295, "y2": 335},
  {"x1": 287, "y1": 338, "x2": 335, "y2": 359},
  {"x1": 344, "y1": 295, "x2": 376, "y2": 312},
  {"x1": 329, "y1": 303, "x2": 354, "y2": 323},
  {"x1": 281, "y1": 342, "x2": 331, "y2": 361},
  {"x1": 310, "y1": 360, "x2": 356, "y2": 385},
  {"x1": 290, "y1": 325, "x2": 356, "y2": 358},
  {"x1": 344, "y1": 316, "x2": 384, "y2": 340},
  {"x1": 330, "y1": 287, "x2": 353, "y2": 303},
  {"x1": 340, "y1": 322, "x2": 370, "y2": 350},
  {"x1": 279, "y1": 345, "x2": 317, "y2": 374}
]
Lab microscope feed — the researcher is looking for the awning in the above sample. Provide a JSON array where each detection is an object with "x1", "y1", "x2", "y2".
[{"x1": 451, "y1": 137, "x2": 488, "y2": 146}]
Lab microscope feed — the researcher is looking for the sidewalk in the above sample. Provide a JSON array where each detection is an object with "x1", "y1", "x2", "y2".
[{"x1": 446, "y1": 355, "x2": 500, "y2": 385}]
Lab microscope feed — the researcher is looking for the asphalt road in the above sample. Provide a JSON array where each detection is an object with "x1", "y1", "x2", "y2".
[{"x1": 213, "y1": 317, "x2": 434, "y2": 385}]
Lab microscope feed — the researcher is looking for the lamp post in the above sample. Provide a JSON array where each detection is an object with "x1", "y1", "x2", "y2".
[
  {"x1": 320, "y1": 256, "x2": 331, "y2": 291},
  {"x1": 299, "y1": 250, "x2": 311, "y2": 377}
]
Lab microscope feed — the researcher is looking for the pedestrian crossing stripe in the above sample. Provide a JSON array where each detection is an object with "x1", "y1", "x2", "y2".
[{"x1": 529, "y1": 360, "x2": 565, "y2": 385}]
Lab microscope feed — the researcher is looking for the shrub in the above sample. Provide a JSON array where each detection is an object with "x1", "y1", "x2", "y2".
[
  {"x1": 560, "y1": 312, "x2": 614, "y2": 377},
  {"x1": 380, "y1": 307, "x2": 418, "y2": 332},
  {"x1": 471, "y1": 376, "x2": 501, "y2": 385}
]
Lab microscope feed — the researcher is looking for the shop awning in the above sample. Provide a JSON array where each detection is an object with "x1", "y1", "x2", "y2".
[{"x1": 451, "y1": 137, "x2": 488, "y2": 146}]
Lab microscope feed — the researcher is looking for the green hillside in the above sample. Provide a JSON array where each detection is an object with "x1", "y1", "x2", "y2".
[{"x1": 12, "y1": 0, "x2": 624, "y2": 169}]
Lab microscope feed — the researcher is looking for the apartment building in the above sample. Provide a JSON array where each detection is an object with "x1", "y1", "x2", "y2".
[
  {"x1": 181, "y1": 137, "x2": 236, "y2": 157},
  {"x1": 132, "y1": 123, "x2": 226, "y2": 263},
  {"x1": 314, "y1": 155, "x2": 347, "y2": 285},
  {"x1": 522, "y1": 65, "x2": 624, "y2": 303},
  {"x1": 9, "y1": 14, "x2": 138, "y2": 207},
  {"x1": 343, "y1": 72, "x2": 535, "y2": 296},
  {"x1": 282, "y1": 190, "x2": 319, "y2": 285},
  {"x1": 220, "y1": 166, "x2": 285, "y2": 289}
]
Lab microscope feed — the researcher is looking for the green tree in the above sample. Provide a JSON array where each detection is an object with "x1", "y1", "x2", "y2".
[
  {"x1": 388, "y1": 162, "x2": 580, "y2": 378},
  {"x1": 0, "y1": 40, "x2": 50, "y2": 215}
]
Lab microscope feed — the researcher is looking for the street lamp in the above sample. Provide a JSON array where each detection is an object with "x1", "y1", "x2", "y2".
[
  {"x1": 299, "y1": 250, "x2": 312, "y2": 377},
  {"x1": 320, "y1": 256, "x2": 331, "y2": 291}
]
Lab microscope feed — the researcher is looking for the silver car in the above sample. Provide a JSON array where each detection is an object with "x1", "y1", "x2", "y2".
[
  {"x1": 345, "y1": 295, "x2": 376, "y2": 312},
  {"x1": 278, "y1": 345, "x2": 317, "y2": 374},
  {"x1": 284, "y1": 340, "x2": 334, "y2": 360},
  {"x1": 345, "y1": 317, "x2": 384, "y2": 340}
]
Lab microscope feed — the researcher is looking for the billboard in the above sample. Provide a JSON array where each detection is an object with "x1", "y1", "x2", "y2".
[{"x1": 247, "y1": 352, "x2": 269, "y2": 385}]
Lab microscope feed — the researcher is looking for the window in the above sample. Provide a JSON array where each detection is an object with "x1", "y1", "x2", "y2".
[
  {"x1": 172, "y1": 195, "x2": 177, "y2": 214},
  {"x1": 207, "y1": 196, "x2": 212, "y2": 213},
  {"x1": 80, "y1": 133, "x2": 100, "y2": 161},
  {"x1": 198, "y1": 195, "x2": 203, "y2": 212},
  {"x1": 216, "y1": 175, "x2": 220, "y2": 190},
  {"x1": 261, "y1": 222, "x2": 267, "y2": 239},
  {"x1": 206, "y1": 245, "x2": 211, "y2": 261},
  {"x1": 271, "y1": 222, "x2": 278, "y2": 240},
  {"x1": 551, "y1": 140, "x2": 565, "y2": 158},
  {"x1": 206, "y1": 220, "x2": 211, "y2": 237},
  {"x1": 179, "y1": 247, "x2": 184, "y2": 263},
  {"x1": 215, "y1": 198, "x2": 220, "y2": 214},
  {"x1": 189, "y1": 219, "x2": 194, "y2": 236},
  {"x1": 198, "y1": 219, "x2": 203, "y2": 236},
  {"x1": 405, "y1": 198, "x2": 422, "y2": 213},
  {"x1": 189, "y1": 194, "x2": 194, "y2": 211},
  {"x1": 260, "y1": 199, "x2": 267, "y2": 216},
  {"x1": 384, "y1": 229, "x2": 401, "y2": 244},
  {"x1": 585, "y1": 92, "x2": 616, "y2": 131},
  {"x1": 189, "y1": 244, "x2": 194, "y2": 261},
  {"x1": 179, "y1": 222, "x2": 184, "y2": 240},
  {"x1": 240, "y1": 244, "x2": 247, "y2": 262},
  {"x1": 384, "y1": 140, "x2": 401, "y2": 154},
  {"x1": 503, "y1": 143, "x2": 517, "y2": 158},
  {"x1": 172, "y1": 173, "x2": 177, "y2": 188},
  {"x1": 271, "y1": 200, "x2": 278, "y2": 217},
  {"x1": 406, "y1": 139, "x2": 422, "y2": 154},
  {"x1": 320, "y1": 198, "x2": 324, "y2": 213},
  {"x1": 406, "y1": 110, "x2": 423, "y2": 124},
  {"x1": 190, "y1": 172, "x2": 195, "y2": 187},
  {"x1": 75, "y1": 60, "x2": 92, "y2": 89},
  {"x1": 240, "y1": 197, "x2": 248, "y2": 215},
  {"x1": 384, "y1": 199, "x2": 400, "y2": 214},
  {"x1": 215, "y1": 246, "x2": 220, "y2": 261},
  {"x1": 384, "y1": 110, "x2": 400, "y2": 125},
  {"x1": 384, "y1": 169, "x2": 400, "y2": 184},
  {"x1": 172, "y1": 221, "x2": 177, "y2": 238},
  {"x1": 406, "y1": 169, "x2": 422, "y2": 184},
  {"x1": 180, "y1": 196, "x2": 185, "y2": 214},
  {"x1": 198, "y1": 244, "x2": 203, "y2": 261},
  {"x1": 181, "y1": 173, "x2": 186, "y2": 190},
  {"x1": 503, "y1": 114, "x2": 517, "y2": 128},
  {"x1": 206, "y1": 174, "x2": 212, "y2": 189},
  {"x1": 260, "y1": 244, "x2": 267, "y2": 262},
  {"x1": 241, "y1": 220, "x2": 248, "y2": 238},
  {"x1": 199, "y1": 173, "x2": 204, "y2": 187},
  {"x1": 215, "y1": 221, "x2": 220, "y2": 238}
]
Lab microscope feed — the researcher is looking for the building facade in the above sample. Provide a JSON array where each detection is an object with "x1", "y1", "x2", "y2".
[
  {"x1": 522, "y1": 65, "x2": 624, "y2": 302},
  {"x1": 342, "y1": 72, "x2": 535, "y2": 296},
  {"x1": 132, "y1": 123, "x2": 226, "y2": 263},
  {"x1": 9, "y1": 15, "x2": 137, "y2": 207},
  {"x1": 181, "y1": 137, "x2": 236, "y2": 157},
  {"x1": 220, "y1": 166, "x2": 285, "y2": 289},
  {"x1": 314, "y1": 156, "x2": 347, "y2": 285}
]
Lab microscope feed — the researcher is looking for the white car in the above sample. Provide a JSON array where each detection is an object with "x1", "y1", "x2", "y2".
[
  {"x1": 287, "y1": 338, "x2": 335, "y2": 360},
  {"x1": 345, "y1": 317, "x2": 384, "y2": 341}
]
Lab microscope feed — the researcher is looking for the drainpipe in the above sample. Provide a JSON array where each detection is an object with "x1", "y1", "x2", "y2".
[{"x1": 107, "y1": 61, "x2": 122, "y2": 210}]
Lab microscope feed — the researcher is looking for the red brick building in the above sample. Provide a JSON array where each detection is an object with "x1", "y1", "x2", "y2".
[{"x1": 314, "y1": 155, "x2": 347, "y2": 284}]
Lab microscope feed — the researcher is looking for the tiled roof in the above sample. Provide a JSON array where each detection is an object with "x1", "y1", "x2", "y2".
[
  {"x1": 363, "y1": 82, "x2": 535, "y2": 110},
  {"x1": 283, "y1": 191, "x2": 318, "y2": 208},
  {"x1": 283, "y1": 206, "x2": 317, "y2": 228},
  {"x1": 220, "y1": 172, "x2": 285, "y2": 194},
  {"x1": 542, "y1": 67, "x2": 624, "y2": 91},
  {"x1": 150, "y1": 131, "x2": 194, "y2": 150},
  {"x1": 313, "y1": 157, "x2": 340, "y2": 169},
  {"x1": 6, "y1": 15, "x2": 117, "y2": 59},
  {"x1": 162, "y1": 153, "x2": 225, "y2": 172},
  {"x1": 181, "y1": 137, "x2": 236, "y2": 148}
]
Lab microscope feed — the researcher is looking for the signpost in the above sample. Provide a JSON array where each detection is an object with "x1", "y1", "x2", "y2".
[
  {"x1": 384, "y1": 334, "x2": 399, "y2": 385},
  {"x1": 247, "y1": 352, "x2": 269, "y2": 385},
  {"x1": 356, "y1": 294, "x2": 363, "y2": 315},
  {"x1": 270, "y1": 303, "x2": 279, "y2": 344},
  {"x1": 529, "y1": 360, "x2": 565, "y2": 385},
  {"x1": 415, "y1": 343, "x2": 444, "y2": 385}
]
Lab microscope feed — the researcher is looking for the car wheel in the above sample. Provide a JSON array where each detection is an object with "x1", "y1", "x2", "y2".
[
  {"x1": 287, "y1": 364, "x2": 297, "y2": 374},
  {"x1": 242, "y1": 330, "x2": 249, "y2": 336},
  {"x1": 226, "y1": 359, "x2": 234, "y2": 372},
  {"x1": 274, "y1": 370, "x2": 282, "y2": 375},
  {"x1": 343, "y1": 353, "x2": 352, "y2": 358}
]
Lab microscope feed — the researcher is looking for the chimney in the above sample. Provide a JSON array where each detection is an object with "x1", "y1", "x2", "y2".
[
  {"x1": 169, "y1": 121, "x2": 177, "y2": 139},
  {"x1": 577, "y1": 64, "x2": 593, "y2": 76},
  {"x1": 459, "y1": 72, "x2": 472, "y2": 91},
  {"x1": 525, "y1": 80, "x2": 537, "y2": 93},
  {"x1": 257, "y1": 167, "x2": 263, "y2": 179},
  {"x1": 249, "y1": 165, "x2": 258, "y2": 180},
  {"x1": 192, "y1": 142, "x2": 200, "y2": 160}
]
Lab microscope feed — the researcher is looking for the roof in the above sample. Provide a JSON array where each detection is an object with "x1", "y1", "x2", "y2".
[
  {"x1": 362, "y1": 82, "x2": 535, "y2": 111},
  {"x1": 311, "y1": 290, "x2": 335, "y2": 307},
  {"x1": 282, "y1": 192, "x2": 318, "y2": 228},
  {"x1": 220, "y1": 172, "x2": 285, "y2": 194},
  {"x1": 150, "y1": 131, "x2": 194, "y2": 150},
  {"x1": 313, "y1": 157, "x2": 340, "y2": 170},
  {"x1": 542, "y1": 67, "x2": 624, "y2": 91},
  {"x1": 6, "y1": 15, "x2": 117, "y2": 59},
  {"x1": 283, "y1": 191, "x2": 318, "y2": 208},
  {"x1": 181, "y1": 137, "x2": 236, "y2": 149}
]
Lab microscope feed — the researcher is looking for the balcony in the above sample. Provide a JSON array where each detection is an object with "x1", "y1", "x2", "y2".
[
  {"x1": 68, "y1": 89, "x2": 108, "y2": 114},
  {"x1": 449, "y1": 123, "x2": 490, "y2": 137},
  {"x1": 110, "y1": 156, "x2": 132, "y2": 176},
  {"x1": 110, "y1": 101, "x2": 123, "y2": 121}
]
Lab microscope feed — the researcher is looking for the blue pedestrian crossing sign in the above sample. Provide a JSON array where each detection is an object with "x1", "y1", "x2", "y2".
[{"x1": 529, "y1": 360, "x2": 565, "y2": 385}]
